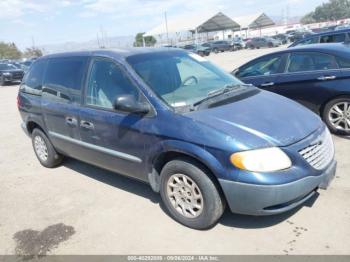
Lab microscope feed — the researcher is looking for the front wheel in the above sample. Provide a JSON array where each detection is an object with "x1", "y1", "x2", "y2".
[
  {"x1": 0, "y1": 76, "x2": 5, "y2": 86},
  {"x1": 323, "y1": 97, "x2": 350, "y2": 136},
  {"x1": 32, "y1": 128, "x2": 64, "y2": 168},
  {"x1": 160, "y1": 158, "x2": 225, "y2": 230}
]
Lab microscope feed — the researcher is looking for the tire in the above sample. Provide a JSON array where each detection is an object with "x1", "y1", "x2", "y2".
[
  {"x1": 32, "y1": 128, "x2": 64, "y2": 168},
  {"x1": 0, "y1": 76, "x2": 5, "y2": 86},
  {"x1": 249, "y1": 45, "x2": 255, "y2": 49},
  {"x1": 160, "y1": 158, "x2": 225, "y2": 230},
  {"x1": 323, "y1": 97, "x2": 350, "y2": 136},
  {"x1": 268, "y1": 43, "x2": 273, "y2": 48},
  {"x1": 213, "y1": 48, "x2": 219, "y2": 54}
]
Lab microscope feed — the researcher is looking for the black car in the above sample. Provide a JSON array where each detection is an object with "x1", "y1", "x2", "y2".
[
  {"x1": 289, "y1": 31, "x2": 314, "y2": 43},
  {"x1": 233, "y1": 43, "x2": 350, "y2": 135},
  {"x1": 289, "y1": 29, "x2": 350, "y2": 47},
  {"x1": 205, "y1": 41, "x2": 232, "y2": 53},
  {"x1": 0, "y1": 63, "x2": 25, "y2": 86}
]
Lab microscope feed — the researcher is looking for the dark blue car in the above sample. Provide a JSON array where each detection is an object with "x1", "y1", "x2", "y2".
[
  {"x1": 289, "y1": 29, "x2": 350, "y2": 47},
  {"x1": 234, "y1": 43, "x2": 350, "y2": 136},
  {"x1": 18, "y1": 48, "x2": 336, "y2": 229}
]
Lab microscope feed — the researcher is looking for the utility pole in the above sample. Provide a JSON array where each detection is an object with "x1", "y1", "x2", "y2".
[
  {"x1": 31, "y1": 36, "x2": 35, "y2": 48},
  {"x1": 164, "y1": 12, "x2": 169, "y2": 45}
]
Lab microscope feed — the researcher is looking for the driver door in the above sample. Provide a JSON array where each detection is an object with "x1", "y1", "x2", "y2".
[
  {"x1": 235, "y1": 53, "x2": 287, "y2": 91},
  {"x1": 78, "y1": 57, "x2": 149, "y2": 180}
]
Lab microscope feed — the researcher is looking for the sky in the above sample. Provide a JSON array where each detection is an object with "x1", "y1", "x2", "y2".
[{"x1": 0, "y1": 0, "x2": 327, "y2": 50}]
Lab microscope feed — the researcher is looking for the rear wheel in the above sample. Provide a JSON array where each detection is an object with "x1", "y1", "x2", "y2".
[
  {"x1": 32, "y1": 128, "x2": 64, "y2": 168},
  {"x1": 323, "y1": 97, "x2": 350, "y2": 136},
  {"x1": 160, "y1": 158, "x2": 225, "y2": 230},
  {"x1": 213, "y1": 48, "x2": 219, "y2": 54}
]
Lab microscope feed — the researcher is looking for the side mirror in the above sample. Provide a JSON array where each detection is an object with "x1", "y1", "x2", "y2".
[{"x1": 113, "y1": 95, "x2": 150, "y2": 115}]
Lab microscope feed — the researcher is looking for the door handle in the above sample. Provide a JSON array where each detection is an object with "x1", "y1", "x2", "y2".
[
  {"x1": 65, "y1": 116, "x2": 78, "y2": 127},
  {"x1": 80, "y1": 120, "x2": 94, "y2": 130},
  {"x1": 260, "y1": 82, "x2": 275, "y2": 87},
  {"x1": 317, "y1": 75, "x2": 336, "y2": 81}
]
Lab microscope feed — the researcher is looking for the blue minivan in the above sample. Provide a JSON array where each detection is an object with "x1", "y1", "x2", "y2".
[{"x1": 18, "y1": 48, "x2": 336, "y2": 229}]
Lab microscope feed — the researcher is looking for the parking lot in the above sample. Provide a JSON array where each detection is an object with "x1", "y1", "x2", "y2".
[{"x1": 0, "y1": 47, "x2": 350, "y2": 255}]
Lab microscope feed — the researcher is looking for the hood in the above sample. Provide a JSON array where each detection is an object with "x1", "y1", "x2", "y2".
[
  {"x1": 0, "y1": 69, "x2": 23, "y2": 73},
  {"x1": 186, "y1": 90, "x2": 323, "y2": 149}
]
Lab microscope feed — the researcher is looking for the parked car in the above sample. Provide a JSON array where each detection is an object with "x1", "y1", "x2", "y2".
[
  {"x1": 18, "y1": 49, "x2": 336, "y2": 229},
  {"x1": 335, "y1": 24, "x2": 350, "y2": 31},
  {"x1": 289, "y1": 31, "x2": 314, "y2": 43},
  {"x1": 289, "y1": 29, "x2": 350, "y2": 47},
  {"x1": 272, "y1": 34, "x2": 289, "y2": 44},
  {"x1": 0, "y1": 63, "x2": 25, "y2": 86},
  {"x1": 181, "y1": 44, "x2": 211, "y2": 56},
  {"x1": 233, "y1": 43, "x2": 350, "y2": 135},
  {"x1": 246, "y1": 37, "x2": 281, "y2": 49},
  {"x1": 205, "y1": 40, "x2": 231, "y2": 53},
  {"x1": 230, "y1": 38, "x2": 246, "y2": 50}
]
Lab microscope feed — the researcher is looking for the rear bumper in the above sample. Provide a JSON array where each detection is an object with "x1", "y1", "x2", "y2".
[
  {"x1": 219, "y1": 160, "x2": 337, "y2": 215},
  {"x1": 21, "y1": 122, "x2": 30, "y2": 137}
]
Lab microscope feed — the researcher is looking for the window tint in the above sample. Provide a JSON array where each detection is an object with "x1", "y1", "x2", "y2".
[
  {"x1": 237, "y1": 55, "x2": 283, "y2": 78},
  {"x1": 287, "y1": 52, "x2": 338, "y2": 72},
  {"x1": 44, "y1": 57, "x2": 87, "y2": 102},
  {"x1": 320, "y1": 33, "x2": 346, "y2": 43},
  {"x1": 337, "y1": 56, "x2": 350, "y2": 68},
  {"x1": 22, "y1": 60, "x2": 46, "y2": 92},
  {"x1": 297, "y1": 37, "x2": 319, "y2": 46},
  {"x1": 86, "y1": 59, "x2": 139, "y2": 109}
]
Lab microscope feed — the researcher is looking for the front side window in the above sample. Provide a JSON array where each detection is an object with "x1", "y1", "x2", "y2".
[
  {"x1": 296, "y1": 37, "x2": 319, "y2": 46},
  {"x1": 337, "y1": 56, "x2": 350, "y2": 68},
  {"x1": 320, "y1": 33, "x2": 346, "y2": 43},
  {"x1": 127, "y1": 51, "x2": 245, "y2": 108},
  {"x1": 86, "y1": 59, "x2": 139, "y2": 110},
  {"x1": 44, "y1": 57, "x2": 87, "y2": 102},
  {"x1": 287, "y1": 52, "x2": 338, "y2": 72},
  {"x1": 237, "y1": 55, "x2": 283, "y2": 78}
]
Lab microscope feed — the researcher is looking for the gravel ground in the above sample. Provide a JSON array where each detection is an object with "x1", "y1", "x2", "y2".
[{"x1": 0, "y1": 46, "x2": 349, "y2": 255}]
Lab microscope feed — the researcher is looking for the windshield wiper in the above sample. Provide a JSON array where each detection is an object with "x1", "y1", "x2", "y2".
[{"x1": 193, "y1": 83, "x2": 253, "y2": 107}]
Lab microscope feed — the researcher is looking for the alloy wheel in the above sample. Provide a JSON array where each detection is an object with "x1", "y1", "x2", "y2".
[
  {"x1": 328, "y1": 102, "x2": 350, "y2": 131},
  {"x1": 166, "y1": 174, "x2": 204, "y2": 218},
  {"x1": 34, "y1": 135, "x2": 48, "y2": 162}
]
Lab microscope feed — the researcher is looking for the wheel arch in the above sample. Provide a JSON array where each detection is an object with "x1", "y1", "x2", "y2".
[{"x1": 319, "y1": 94, "x2": 350, "y2": 118}]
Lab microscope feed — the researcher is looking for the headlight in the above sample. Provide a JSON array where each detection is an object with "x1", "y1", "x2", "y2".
[
  {"x1": 3, "y1": 72, "x2": 11, "y2": 76},
  {"x1": 230, "y1": 147, "x2": 292, "y2": 172}
]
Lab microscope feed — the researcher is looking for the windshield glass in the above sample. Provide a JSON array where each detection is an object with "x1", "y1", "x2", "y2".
[
  {"x1": 127, "y1": 51, "x2": 244, "y2": 108},
  {"x1": 0, "y1": 64, "x2": 17, "y2": 70}
]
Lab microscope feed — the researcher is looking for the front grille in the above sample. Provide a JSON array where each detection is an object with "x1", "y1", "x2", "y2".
[
  {"x1": 12, "y1": 72, "x2": 24, "y2": 80},
  {"x1": 299, "y1": 129, "x2": 334, "y2": 170}
]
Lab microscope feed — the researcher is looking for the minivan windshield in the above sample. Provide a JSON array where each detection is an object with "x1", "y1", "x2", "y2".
[{"x1": 127, "y1": 51, "x2": 250, "y2": 109}]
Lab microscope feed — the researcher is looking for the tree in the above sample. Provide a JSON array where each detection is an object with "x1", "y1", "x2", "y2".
[
  {"x1": 23, "y1": 47, "x2": 43, "y2": 58},
  {"x1": 0, "y1": 42, "x2": 22, "y2": 59},
  {"x1": 301, "y1": 0, "x2": 350, "y2": 24},
  {"x1": 134, "y1": 32, "x2": 157, "y2": 47}
]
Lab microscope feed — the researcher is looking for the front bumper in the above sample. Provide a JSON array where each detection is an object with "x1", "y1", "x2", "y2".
[{"x1": 219, "y1": 159, "x2": 337, "y2": 215}]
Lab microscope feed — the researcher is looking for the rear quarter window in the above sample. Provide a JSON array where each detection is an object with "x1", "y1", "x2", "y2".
[{"x1": 20, "y1": 60, "x2": 47, "y2": 95}]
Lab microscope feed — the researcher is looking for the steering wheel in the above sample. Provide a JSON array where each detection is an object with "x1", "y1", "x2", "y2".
[{"x1": 181, "y1": 76, "x2": 198, "y2": 86}]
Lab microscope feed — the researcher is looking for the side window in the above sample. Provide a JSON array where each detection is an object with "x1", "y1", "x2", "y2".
[
  {"x1": 237, "y1": 55, "x2": 283, "y2": 78},
  {"x1": 337, "y1": 57, "x2": 350, "y2": 68},
  {"x1": 21, "y1": 60, "x2": 46, "y2": 93},
  {"x1": 297, "y1": 37, "x2": 319, "y2": 46},
  {"x1": 287, "y1": 52, "x2": 338, "y2": 73},
  {"x1": 44, "y1": 57, "x2": 87, "y2": 103},
  {"x1": 86, "y1": 59, "x2": 139, "y2": 110},
  {"x1": 320, "y1": 33, "x2": 345, "y2": 43}
]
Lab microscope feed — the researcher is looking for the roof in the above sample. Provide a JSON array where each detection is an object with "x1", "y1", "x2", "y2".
[
  {"x1": 144, "y1": 12, "x2": 240, "y2": 36},
  {"x1": 233, "y1": 13, "x2": 275, "y2": 29},
  {"x1": 39, "y1": 47, "x2": 186, "y2": 60}
]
